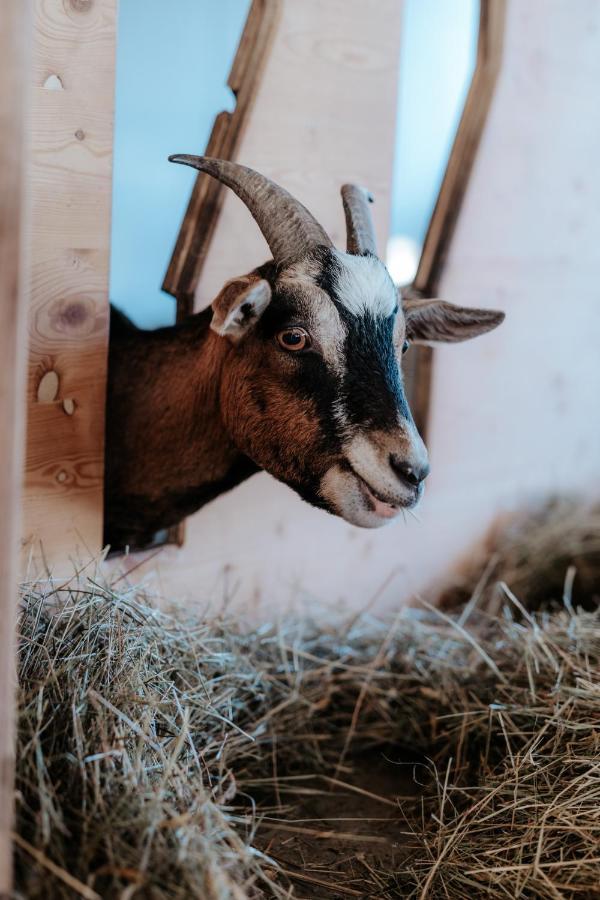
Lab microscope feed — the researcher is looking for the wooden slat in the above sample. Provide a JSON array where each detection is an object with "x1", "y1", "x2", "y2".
[
  {"x1": 22, "y1": 0, "x2": 117, "y2": 569},
  {"x1": 0, "y1": 2, "x2": 32, "y2": 893},
  {"x1": 162, "y1": 0, "x2": 282, "y2": 319},
  {"x1": 405, "y1": 0, "x2": 506, "y2": 439}
]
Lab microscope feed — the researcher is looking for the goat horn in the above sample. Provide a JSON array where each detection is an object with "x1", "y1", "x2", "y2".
[
  {"x1": 169, "y1": 155, "x2": 333, "y2": 268},
  {"x1": 341, "y1": 184, "x2": 377, "y2": 256}
]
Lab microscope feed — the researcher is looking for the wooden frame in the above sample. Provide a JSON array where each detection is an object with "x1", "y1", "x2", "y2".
[
  {"x1": 404, "y1": 0, "x2": 506, "y2": 438},
  {"x1": 163, "y1": 0, "x2": 282, "y2": 321},
  {"x1": 0, "y1": 2, "x2": 31, "y2": 892}
]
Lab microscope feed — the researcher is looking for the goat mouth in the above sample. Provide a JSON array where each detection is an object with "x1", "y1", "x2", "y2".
[{"x1": 350, "y1": 469, "x2": 413, "y2": 518}]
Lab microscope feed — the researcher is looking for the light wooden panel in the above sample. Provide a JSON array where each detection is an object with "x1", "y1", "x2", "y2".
[
  {"x1": 0, "y1": 2, "x2": 32, "y2": 891},
  {"x1": 194, "y1": 0, "x2": 402, "y2": 307},
  {"x1": 23, "y1": 0, "x2": 117, "y2": 569}
]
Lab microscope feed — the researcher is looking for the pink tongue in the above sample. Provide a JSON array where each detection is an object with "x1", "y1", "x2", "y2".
[{"x1": 368, "y1": 490, "x2": 400, "y2": 519}]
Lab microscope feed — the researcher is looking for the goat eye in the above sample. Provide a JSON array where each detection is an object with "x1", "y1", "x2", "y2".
[
  {"x1": 402, "y1": 340, "x2": 410, "y2": 354},
  {"x1": 277, "y1": 327, "x2": 310, "y2": 351}
]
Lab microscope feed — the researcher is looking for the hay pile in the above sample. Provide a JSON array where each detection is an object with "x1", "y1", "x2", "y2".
[
  {"x1": 14, "y1": 501, "x2": 600, "y2": 899},
  {"x1": 442, "y1": 498, "x2": 600, "y2": 613}
]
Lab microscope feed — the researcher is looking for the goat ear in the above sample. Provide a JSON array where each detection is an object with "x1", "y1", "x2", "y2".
[
  {"x1": 210, "y1": 278, "x2": 272, "y2": 342},
  {"x1": 403, "y1": 297, "x2": 505, "y2": 344}
]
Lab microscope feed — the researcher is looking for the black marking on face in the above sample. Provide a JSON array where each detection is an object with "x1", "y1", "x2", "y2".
[
  {"x1": 340, "y1": 310, "x2": 411, "y2": 429},
  {"x1": 250, "y1": 250, "x2": 413, "y2": 485},
  {"x1": 240, "y1": 301, "x2": 255, "y2": 323},
  {"x1": 292, "y1": 355, "x2": 341, "y2": 450},
  {"x1": 313, "y1": 249, "x2": 413, "y2": 431},
  {"x1": 257, "y1": 292, "x2": 302, "y2": 333}
]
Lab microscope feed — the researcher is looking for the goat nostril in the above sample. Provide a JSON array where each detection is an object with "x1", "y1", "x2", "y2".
[
  {"x1": 390, "y1": 456, "x2": 430, "y2": 487},
  {"x1": 401, "y1": 465, "x2": 420, "y2": 486}
]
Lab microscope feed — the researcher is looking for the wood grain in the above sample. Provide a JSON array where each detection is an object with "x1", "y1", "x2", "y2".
[
  {"x1": 162, "y1": 0, "x2": 282, "y2": 319},
  {"x1": 0, "y1": 2, "x2": 32, "y2": 892},
  {"x1": 405, "y1": 0, "x2": 507, "y2": 439},
  {"x1": 22, "y1": 0, "x2": 116, "y2": 570}
]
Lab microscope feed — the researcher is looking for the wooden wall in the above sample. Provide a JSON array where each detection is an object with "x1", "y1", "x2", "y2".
[
  {"x1": 0, "y1": 2, "x2": 31, "y2": 890},
  {"x1": 22, "y1": 0, "x2": 116, "y2": 570}
]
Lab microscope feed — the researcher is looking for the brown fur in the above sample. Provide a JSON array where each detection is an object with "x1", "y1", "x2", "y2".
[
  {"x1": 105, "y1": 274, "x2": 340, "y2": 550},
  {"x1": 105, "y1": 305, "x2": 248, "y2": 549}
]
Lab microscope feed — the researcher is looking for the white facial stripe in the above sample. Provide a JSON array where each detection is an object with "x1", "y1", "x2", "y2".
[
  {"x1": 331, "y1": 397, "x2": 349, "y2": 434},
  {"x1": 332, "y1": 251, "x2": 397, "y2": 317}
]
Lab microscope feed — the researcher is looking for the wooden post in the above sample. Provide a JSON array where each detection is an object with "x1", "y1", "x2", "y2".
[
  {"x1": 0, "y1": 1, "x2": 32, "y2": 893},
  {"x1": 22, "y1": 0, "x2": 117, "y2": 570}
]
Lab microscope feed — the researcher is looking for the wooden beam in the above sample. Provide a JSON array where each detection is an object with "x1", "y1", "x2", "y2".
[
  {"x1": 0, "y1": 1, "x2": 32, "y2": 893},
  {"x1": 405, "y1": 0, "x2": 506, "y2": 439},
  {"x1": 22, "y1": 0, "x2": 117, "y2": 569}
]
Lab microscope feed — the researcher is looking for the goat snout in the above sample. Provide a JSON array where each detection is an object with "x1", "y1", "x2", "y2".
[
  {"x1": 390, "y1": 455, "x2": 430, "y2": 489},
  {"x1": 320, "y1": 428, "x2": 429, "y2": 528}
]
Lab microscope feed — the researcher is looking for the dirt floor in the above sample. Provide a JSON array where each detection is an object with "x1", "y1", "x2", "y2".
[{"x1": 254, "y1": 749, "x2": 426, "y2": 898}]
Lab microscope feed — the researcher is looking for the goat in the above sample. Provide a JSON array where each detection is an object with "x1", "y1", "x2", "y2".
[{"x1": 104, "y1": 156, "x2": 504, "y2": 550}]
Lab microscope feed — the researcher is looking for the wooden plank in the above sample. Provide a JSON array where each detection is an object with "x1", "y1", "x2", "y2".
[
  {"x1": 406, "y1": 0, "x2": 506, "y2": 439},
  {"x1": 162, "y1": 0, "x2": 282, "y2": 319},
  {"x1": 22, "y1": 0, "x2": 117, "y2": 570},
  {"x1": 0, "y1": 2, "x2": 32, "y2": 892}
]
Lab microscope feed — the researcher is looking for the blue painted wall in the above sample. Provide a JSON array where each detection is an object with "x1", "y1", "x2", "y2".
[
  {"x1": 110, "y1": 0, "x2": 250, "y2": 328},
  {"x1": 391, "y1": 0, "x2": 479, "y2": 245}
]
